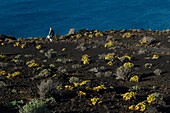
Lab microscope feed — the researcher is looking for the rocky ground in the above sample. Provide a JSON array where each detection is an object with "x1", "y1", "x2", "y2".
[{"x1": 0, "y1": 29, "x2": 170, "y2": 113}]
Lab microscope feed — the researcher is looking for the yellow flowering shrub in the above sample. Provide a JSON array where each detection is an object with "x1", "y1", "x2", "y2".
[
  {"x1": 147, "y1": 94, "x2": 156, "y2": 104},
  {"x1": 107, "y1": 61, "x2": 114, "y2": 66},
  {"x1": 17, "y1": 38, "x2": 22, "y2": 41},
  {"x1": 130, "y1": 75, "x2": 139, "y2": 82},
  {"x1": 7, "y1": 39, "x2": 13, "y2": 43},
  {"x1": 95, "y1": 31, "x2": 103, "y2": 37},
  {"x1": 85, "y1": 86, "x2": 91, "y2": 90},
  {"x1": 81, "y1": 54, "x2": 90, "y2": 65},
  {"x1": 109, "y1": 86, "x2": 114, "y2": 89},
  {"x1": 36, "y1": 45, "x2": 41, "y2": 49},
  {"x1": 122, "y1": 32, "x2": 132, "y2": 38},
  {"x1": 76, "y1": 34, "x2": 82, "y2": 38},
  {"x1": 88, "y1": 34, "x2": 93, "y2": 38},
  {"x1": 0, "y1": 54, "x2": 6, "y2": 59},
  {"x1": 135, "y1": 102, "x2": 147, "y2": 112},
  {"x1": 121, "y1": 91, "x2": 136, "y2": 101},
  {"x1": 79, "y1": 80, "x2": 90, "y2": 86},
  {"x1": 0, "y1": 70, "x2": 6, "y2": 76},
  {"x1": 93, "y1": 85, "x2": 107, "y2": 92},
  {"x1": 104, "y1": 40, "x2": 114, "y2": 48},
  {"x1": 118, "y1": 55, "x2": 132, "y2": 62},
  {"x1": 105, "y1": 53, "x2": 115, "y2": 60},
  {"x1": 91, "y1": 97, "x2": 102, "y2": 105},
  {"x1": 152, "y1": 54, "x2": 159, "y2": 59},
  {"x1": 28, "y1": 63, "x2": 39, "y2": 68},
  {"x1": 78, "y1": 91, "x2": 86, "y2": 96},
  {"x1": 65, "y1": 85, "x2": 74, "y2": 90},
  {"x1": 73, "y1": 82, "x2": 79, "y2": 87},
  {"x1": 73, "y1": 80, "x2": 90, "y2": 87},
  {"x1": 13, "y1": 42, "x2": 20, "y2": 47},
  {"x1": 11, "y1": 59, "x2": 19, "y2": 63},
  {"x1": 6, "y1": 71, "x2": 21, "y2": 78},
  {"x1": 56, "y1": 86, "x2": 63, "y2": 90},
  {"x1": 123, "y1": 62, "x2": 134, "y2": 68},
  {"x1": 20, "y1": 43, "x2": 26, "y2": 49},
  {"x1": 129, "y1": 105, "x2": 135, "y2": 110},
  {"x1": 129, "y1": 102, "x2": 147, "y2": 112},
  {"x1": 122, "y1": 55, "x2": 131, "y2": 60},
  {"x1": 13, "y1": 41, "x2": 26, "y2": 48},
  {"x1": 26, "y1": 60, "x2": 39, "y2": 68}
]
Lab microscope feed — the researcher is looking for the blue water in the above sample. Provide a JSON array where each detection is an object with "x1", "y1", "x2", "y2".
[{"x1": 0, "y1": 0, "x2": 170, "y2": 38}]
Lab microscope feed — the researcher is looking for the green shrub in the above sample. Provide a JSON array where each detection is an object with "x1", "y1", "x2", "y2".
[{"x1": 19, "y1": 99, "x2": 50, "y2": 113}]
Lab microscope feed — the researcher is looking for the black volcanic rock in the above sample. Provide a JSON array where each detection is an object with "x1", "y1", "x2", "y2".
[{"x1": 0, "y1": 35, "x2": 16, "y2": 42}]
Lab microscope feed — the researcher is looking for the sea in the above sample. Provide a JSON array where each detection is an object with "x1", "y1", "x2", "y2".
[{"x1": 0, "y1": 0, "x2": 170, "y2": 38}]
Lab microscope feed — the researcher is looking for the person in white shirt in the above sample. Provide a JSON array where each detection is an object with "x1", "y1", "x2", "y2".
[{"x1": 46, "y1": 27, "x2": 54, "y2": 42}]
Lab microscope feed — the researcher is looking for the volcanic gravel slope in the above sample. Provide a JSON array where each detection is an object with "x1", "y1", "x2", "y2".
[{"x1": 0, "y1": 30, "x2": 170, "y2": 113}]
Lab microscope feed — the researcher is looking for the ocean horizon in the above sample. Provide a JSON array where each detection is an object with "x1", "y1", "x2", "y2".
[{"x1": 0, "y1": 0, "x2": 170, "y2": 38}]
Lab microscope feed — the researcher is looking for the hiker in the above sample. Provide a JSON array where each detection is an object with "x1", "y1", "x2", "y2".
[
  {"x1": 49, "y1": 27, "x2": 54, "y2": 37},
  {"x1": 46, "y1": 27, "x2": 54, "y2": 42}
]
